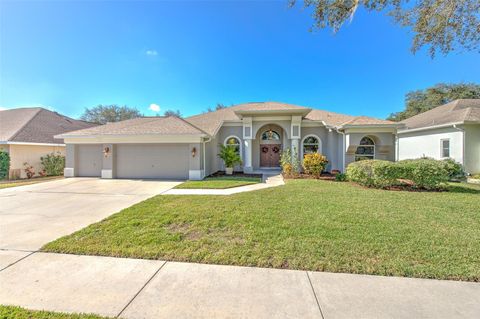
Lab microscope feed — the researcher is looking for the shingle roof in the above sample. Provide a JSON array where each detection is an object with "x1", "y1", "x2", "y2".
[
  {"x1": 400, "y1": 99, "x2": 480, "y2": 130},
  {"x1": 0, "y1": 107, "x2": 96, "y2": 144},
  {"x1": 58, "y1": 116, "x2": 206, "y2": 137},
  {"x1": 186, "y1": 102, "x2": 396, "y2": 135}
]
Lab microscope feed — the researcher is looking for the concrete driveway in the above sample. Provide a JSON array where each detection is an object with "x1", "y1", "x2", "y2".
[{"x1": 0, "y1": 178, "x2": 181, "y2": 251}]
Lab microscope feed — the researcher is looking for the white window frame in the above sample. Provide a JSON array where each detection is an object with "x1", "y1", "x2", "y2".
[
  {"x1": 440, "y1": 138, "x2": 450, "y2": 158},
  {"x1": 301, "y1": 134, "x2": 322, "y2": 159},
  {"x1": 355, "y1": 136, "x2": 375, "y2": 161},
  {"x1": 224, "y1": 135, "x2": 243, "y2": 160}
]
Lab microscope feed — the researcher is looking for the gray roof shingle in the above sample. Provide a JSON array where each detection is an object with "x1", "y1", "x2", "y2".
[
  {"x1": 0, "y1": 108, "x2": 96, "y2": 144},
  {"x1": 400, "y1": 99, "x2": 480, "y2": 130}
]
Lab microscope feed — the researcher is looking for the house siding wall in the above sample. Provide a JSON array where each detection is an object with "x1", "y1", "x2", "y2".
[
  {"x1": 7, "y1": 144, "x2": 65, "y2": 179},
  {"x1": 398, "y1": 127, "x2": 464, "y2": 165},
  {"x1": 464, "y1": 124, "x2": 480, "y2": 174}
]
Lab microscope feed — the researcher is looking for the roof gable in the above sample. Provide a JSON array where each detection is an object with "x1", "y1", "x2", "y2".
[
  {"x1": 0, "y1": 108, "x2": 96, "y2": 144},
  {"x1": 401, "y1": 99, "x2": 480, "y2": 130}
]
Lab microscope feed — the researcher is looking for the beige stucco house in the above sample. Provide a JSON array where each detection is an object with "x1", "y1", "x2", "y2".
[
  {"x1": 57, "y1": 102, "x2": 401, "y2": 180},
  {"x1": 0, "y1": 108, "x2": 95, "y2": 179}
]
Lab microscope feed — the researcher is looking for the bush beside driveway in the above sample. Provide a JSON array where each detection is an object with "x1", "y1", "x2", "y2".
[{"x1": 43, "y1": 180, "x2": 480, "y2": 281}]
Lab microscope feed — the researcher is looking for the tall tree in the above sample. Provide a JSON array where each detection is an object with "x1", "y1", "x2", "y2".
[
  {"x1": 163, "y1": 109, "x2": 182, "y2": 117},
  {"x1": 206, "y1": 103, "x2": 229, "y2": 113},
  {"x1": 388, "y1": 83, "x2": 480, "y2": 121},
  {"x1": 80, "y1": 105, "x2": 142, "y2": 124},
  {"x1": 289, "y1": 0, "x2": 480, "y2": 57}
]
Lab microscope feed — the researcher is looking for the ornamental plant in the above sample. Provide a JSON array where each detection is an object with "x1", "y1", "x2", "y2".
[
  {"x1": 280, "y1": 147, "x2": 300, "y2": 177},
  {"x1": 40, "y1": 152, "x2": 66, "y2": 176},
  {"x1": 217, "y1": 144, "x2": 242, "y2": 168},
  {"x1": 302, "y1": 153, "x2": 328, "y2": 177},
  {"x1": 23, "y1": 162, "x2": 35, "y2": 179},
  {"x1": 0, "y1": 149, "x2": 10, "y2": 180}
]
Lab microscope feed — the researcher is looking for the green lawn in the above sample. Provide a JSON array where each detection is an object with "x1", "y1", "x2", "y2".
[
  {"x1": 0, "y1": 305, "x2": 110, "y2": 319},
  {"x1": 0, "y1": 176, "x2": 63, "y2": 189},
  {"x1": 174, "y1": 176, "x2": 261, "y2": 189},
  {"x1": 43, "y1": 180, "x2": 480, "y2": 281}
]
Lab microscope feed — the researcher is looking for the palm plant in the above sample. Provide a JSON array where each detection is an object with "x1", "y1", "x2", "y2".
[{"x1": 218, "y1": 144, "x2": 242, "y2": 174}]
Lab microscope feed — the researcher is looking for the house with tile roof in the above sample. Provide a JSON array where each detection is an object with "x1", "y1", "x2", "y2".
[
  {"x1": 57, "y1": 102, "x2": 402, "y2": 180},
  {"x1": 0, "y1": 107, "x2": 96, "y2": 179},
  {"x1": 398, "y1": 99, "x2": 480, "y2": 174}
]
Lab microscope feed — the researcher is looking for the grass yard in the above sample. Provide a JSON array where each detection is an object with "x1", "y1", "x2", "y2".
[
  {"x1": 174, "y1": 176, "x2": 261, "y2": 189},
  {"x1": 43, "y1": 180, "x2": 480, "y2": 281},
  {"x1": 0, "y1": 176, "x2": 63, "y2": 189},
  {"x1": 0, "y1": 305, "x2": 110, "y2": 319}
]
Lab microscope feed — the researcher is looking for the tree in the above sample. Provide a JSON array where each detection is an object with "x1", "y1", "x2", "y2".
[
  {"x1": 163, "y1": 109, "x2": 182, "y2": 117},
  {"x1": 289, "y1": 0, "x2": 480, "y2": 57},
  {"x1": 206, "y1": 103, "x2": 229, "y2": 113},
  {"x1": 387, "y1": 83, "x2": 480, "y2": 121},
  {"x1": 80, "y1": 105, "x2": 142, "y2": 124}
]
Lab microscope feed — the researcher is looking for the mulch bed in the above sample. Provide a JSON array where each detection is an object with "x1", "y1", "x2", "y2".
[
  {"x1": 283, "y1": 172, "x2": 337, "y2": 181},
  {"x1": 209, "y1": 171, "x2": 263, "y2": 179}
]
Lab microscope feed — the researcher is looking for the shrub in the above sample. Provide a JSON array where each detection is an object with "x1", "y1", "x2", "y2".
[
  {"x1": 346, "y1": 160, "x2": 399, "y2": 188},
  {"x1": 0, "y1": 149, "x2": 10, "y2": 180},
  {"x1": 302, "y1": 153, "x2": 328, "y2": 177},
  {"x1": 23, "y1": 162, "x2": 35, "y2": 179},
  {"x1": 471, "y1": 173, "x2": 480, "y2": 179},
  {"x1": 280, "y1": 148, "x2": 300, "y2": 177},
  {"x1": 397, "y1": 159, "x2": 449, "y2": 189},
  {"x1": 40, "y1": 152, "x2": 65, "y2": 176},
  {"x1": 335, "y1": 173, "x2": 347, "y2": 182},
  {"x1": 441, "y1": 158, "x2": 465, "y2": 180},
  {"x1": 217, "y1": 144, "x2": 242, "y2": 168}
]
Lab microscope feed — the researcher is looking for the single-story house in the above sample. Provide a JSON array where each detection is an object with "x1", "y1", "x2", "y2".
[
  {"x1": 57, "y1": 102, "x2": 401, "y2": 180},
  {"x1": 0, "y1": 107, "x2": 96, "y2": 179},
  {"x1": 398, "y1": 99, "x2": 480, "y2": 175}
]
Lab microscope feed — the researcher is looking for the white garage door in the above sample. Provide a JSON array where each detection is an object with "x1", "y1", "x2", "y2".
[
  {"x1": 116, "y1": 144, "x2": 189, "y2": 179},
  {"x1": 77, "y1": 145, "x2": 103, "y2": 177}
]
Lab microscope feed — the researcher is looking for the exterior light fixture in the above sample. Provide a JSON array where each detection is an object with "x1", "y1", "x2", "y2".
[
  {"x1": 103, "y1": 146, "x2": 110, "y2": 158},
  {"x1": 191, "y1": 147, "x2": 197, "y2": 157}
]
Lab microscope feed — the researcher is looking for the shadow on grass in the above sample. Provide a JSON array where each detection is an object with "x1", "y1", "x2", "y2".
[{"x1": 446, "y1": 183, "x2": 480, "y2": 194}]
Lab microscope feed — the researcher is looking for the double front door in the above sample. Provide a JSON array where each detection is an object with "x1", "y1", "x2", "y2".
[{"x1": 260, "y1": 144, "x2": 281, "y2": 167}]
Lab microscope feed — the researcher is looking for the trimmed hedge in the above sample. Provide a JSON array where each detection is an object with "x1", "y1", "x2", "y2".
[
  {"x1": 346, "y1": 158, "x2": 458, "y2": 190},
  {"x1": 0, "y1": 149, "x2": 10, "y2": 180}
]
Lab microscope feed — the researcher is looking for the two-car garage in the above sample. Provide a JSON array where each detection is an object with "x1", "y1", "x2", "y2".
[{"x1": 59, "y1": 116, "x2": 207, "y2": 180}]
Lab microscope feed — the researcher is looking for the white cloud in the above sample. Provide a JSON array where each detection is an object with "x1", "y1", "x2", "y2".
[
  {"x1": 145, "y1": 49, "x2": 158, "y2": 56},
  {"x1": 0, "y1": 106, "x2": 8, "y2": 111},
  {"x1": 149, "y1": 103, "x2": 161, "y2": 112}
]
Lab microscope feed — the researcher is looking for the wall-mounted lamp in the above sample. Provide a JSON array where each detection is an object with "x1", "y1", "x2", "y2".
[
  {"x1": 191, "y1": 147, "x2": 197, "y2": 157},
  {"x1": 103, "y1": 146, "x2": 110, "y2": 158}
]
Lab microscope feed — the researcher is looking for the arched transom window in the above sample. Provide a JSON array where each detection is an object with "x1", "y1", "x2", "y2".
[
  {"x1": 302, "y1": 135, "x2": 320, "y2": 157},
  {"x1": 225, "y1": 136, "x2": 241, "y2": 156},
  {"x1": 261, "y1": 130, "x2": 280, "y2": 141},
  {"x1": 355, "y1": 136, "x2": 375, "y2": 161}
]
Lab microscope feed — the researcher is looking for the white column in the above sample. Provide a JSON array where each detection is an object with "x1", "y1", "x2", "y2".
[
  {"x1": 291, "y1": 138, "x2": 299, "y2": 162},
  {"x1": 244, "y1": 138, "x2": 253, "y2": 173}
]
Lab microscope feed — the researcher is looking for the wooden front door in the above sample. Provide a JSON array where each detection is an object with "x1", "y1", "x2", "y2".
[{"x1": 260, "y1": 144, "x2": 281, "y2": 167}]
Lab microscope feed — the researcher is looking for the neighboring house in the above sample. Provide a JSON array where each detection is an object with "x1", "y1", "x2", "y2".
[
  {"x1": 398, "y1": 99, "x2": 480, "y2": 175},
  {"x1": 0, "y1": 108, "x2": 96, "y2": 179},
  {"x1": 57, "y1": 102, "x2": 400, "y2": 180}
]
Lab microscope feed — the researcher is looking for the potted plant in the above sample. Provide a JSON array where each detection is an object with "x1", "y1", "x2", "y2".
[{"x1": 218, "y1": 144, "x2": 242, "y2": 175}]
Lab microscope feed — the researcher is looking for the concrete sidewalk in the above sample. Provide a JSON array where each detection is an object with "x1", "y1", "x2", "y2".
[{"x1": 1, "y1": 250, "x2": 479, "y2": 319}]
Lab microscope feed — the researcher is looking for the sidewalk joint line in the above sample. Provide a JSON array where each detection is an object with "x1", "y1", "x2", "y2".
[
  {"x1": 0, "y1": 251, "x2": 37, "y2": 272},
  {"x1": 116, "y1": 261, "x2": 167, "y2": 318},
  {"x1": 306, "y1": 271, "x2": 325, "y2": 319}
]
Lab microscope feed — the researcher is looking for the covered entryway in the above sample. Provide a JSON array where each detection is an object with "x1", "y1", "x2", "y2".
[
  {"x1": 77, "y1": 145, "x2": 102, "y2": 177},
  {"x1": 257, "y1": 125, "x2": 283, "y2": 168},
  {"x1": 116, "y1": 144, "x2": 189, "y2": 180}
]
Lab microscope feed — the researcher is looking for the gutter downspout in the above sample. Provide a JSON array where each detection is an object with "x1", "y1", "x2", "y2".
[
  {"x1": 334, "y1": 128, "x2": 346, "y2": 172},
  {"x1": 453, "y1": 124, "x2": 466, "y2": 170},
  {"x1": 202, "y1": 137, "x2": 212, "y2": 179}
]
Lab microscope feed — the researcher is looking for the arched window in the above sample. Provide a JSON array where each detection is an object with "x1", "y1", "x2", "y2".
[
  {"x1": 261, "y1": 130, "x2": 280, "y2": 141},
  {"x1": 302, "y1": 135, "x2": 321, "y2": 157},
  {"x1": 355, "y1": 136, "x2": 375, "y2": 161},
  {"x1": 224, "y1": 136, "x2": 241, "y2": 156}
]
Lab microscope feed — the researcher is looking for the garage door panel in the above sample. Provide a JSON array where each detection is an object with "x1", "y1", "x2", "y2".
[
  {"x1": 77, "y1": 145, "x2": 102, "y2": 177},
  {"x1": 116, "y1": 144, "x2": 189, "y2": 179}
]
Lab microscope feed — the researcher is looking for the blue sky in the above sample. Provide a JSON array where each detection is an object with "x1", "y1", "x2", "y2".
[{"x1": 1, "y1": 1, "x2": 479, "y2": 119}]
